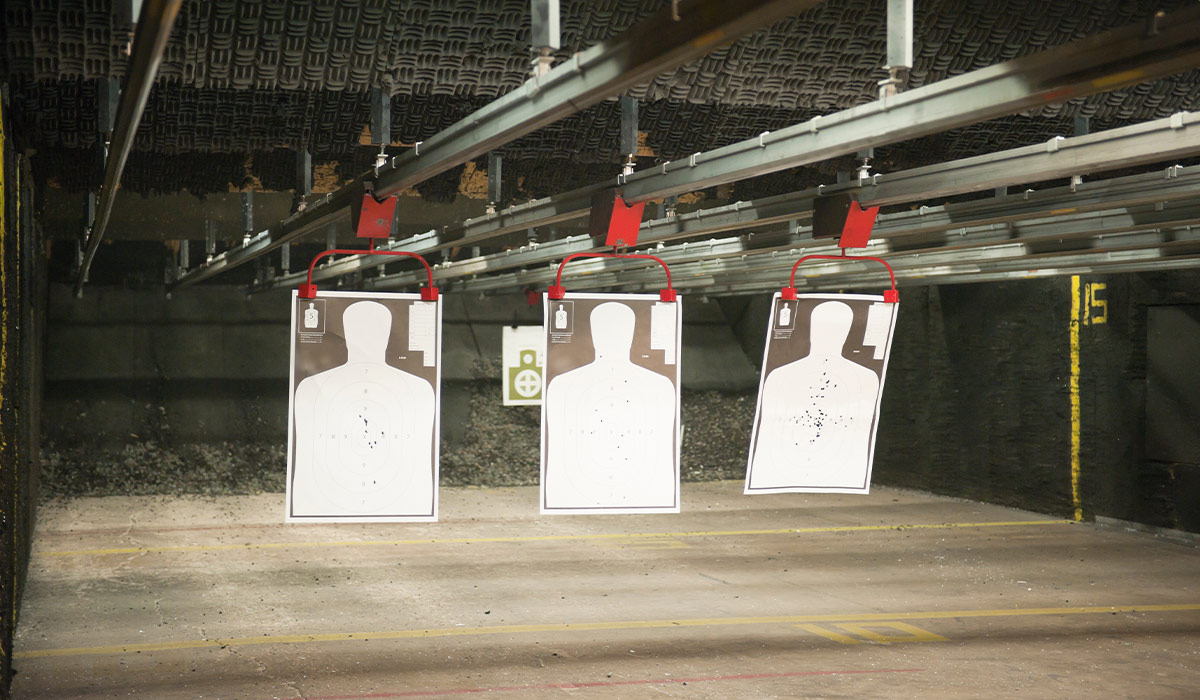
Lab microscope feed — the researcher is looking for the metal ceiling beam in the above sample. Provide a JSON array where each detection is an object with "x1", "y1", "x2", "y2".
[
  {"x1": 629, "y1": 205, "x2": 1200, "y2": 286},
  {"x1": 370, "y1": 197, "x2": 1200, "y2": 293},
  {"x1": 668, "y1": 226, "x2": 1200, "y2": 290},
  {"x1": 690, "y1": 239, "x2": 1200, "y2": 295},
  {"x1": 615, "y1": 6, "x2": 1200, "y2": 202},
  {"x1": 425, "y1": 195, "x2": 1200, "y2": 294},
  {"x1": 266, "y1": 104, "x2": 1200, "y2": 295},
  {"x1": 291, "y1": 112, "x2": 1200, "y2": 294},
  {"x1": 633, "y1": 251, "x2": 1200, "y2": 296},
  {"x1": 73, "y1": 0, "x2": 184, "y2": 297},
  {"x1": 662, "y1": 254, "x2": 1200, "y2": 296},
  {"x1": 494, "y1": 231, "x2": 1200, "y2": 296},
  {"x1": 167, "y1": 0, "x2": 821, "y2": 291}
]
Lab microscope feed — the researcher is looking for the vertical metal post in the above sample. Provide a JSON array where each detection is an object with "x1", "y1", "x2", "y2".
[
  {"x1": 98, "y1": 77, "x2": 120, "y2": 135},
  {"x1": 487, "y1": 153, "x2": 502, "y2": 213},
  {"x1": 115, "y1": 0, "x2": 144, "y2": 28},
  {"x1": 74, "y1": 241, "x2": 86, "y2": 278},
  {"x1": 370, "y1": 88, "x2": 391, "y2": 146},
  {"x1": 883, "y1": 0, "x2": 913, "y2": 96},
  {"x1": 1071, "y1": 116, "x2": 1090, "y2": 191},
  {"x1": 326, "y1": 223, "x2": 337, "y2": 250},
  {"x1": 281, "y1": 243, "x2": 290, "y2": 273},
  {"x1": 84, "y1": 191, "x2": 97, "y2": 234},
  {"x1": 856, "y1": 146, "x2": 874, "y2": 181},
  {"x1": 530, "y1": 0, "x2": 560, "y2": 76},
  {"x1": 205, "y1": 218, "x2": 216, "y2": 260},
  {"x1": 297, "y1": 148, "x2": 312, "y2": 196},
  {"x1": 241, "y1": 191, "x2": 254, "y2": 243},
  {"x1": 620, "y1": 95, "x2": 638, "y2": 175},
  {"x1": 178, "y1": 238, "x2": 189, "y2": 270}
]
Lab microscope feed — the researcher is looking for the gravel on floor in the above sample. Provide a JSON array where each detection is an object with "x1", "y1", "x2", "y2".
[{"x1": 41, "y1": 388, "x2": 758, "y2": 500}]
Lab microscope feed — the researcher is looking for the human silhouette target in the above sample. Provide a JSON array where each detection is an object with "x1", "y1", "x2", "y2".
[
  {"x1": 541, "y1": 294, "x2": 681, "y2": 513},
  {"x1": 745, "y1": 293, "x2": 897, "y2": 495},
  {"x1": 287, "y1": 291, "x2": 441, "y2": 522}
]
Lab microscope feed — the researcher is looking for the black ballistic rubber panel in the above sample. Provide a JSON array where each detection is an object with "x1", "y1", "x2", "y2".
[
  {"x1": 1146, "y1": 305, "x2": 1200, "y2": 465},
  {"x1": 3, "y1": 0, "x2": 1199, "y2": 195}
]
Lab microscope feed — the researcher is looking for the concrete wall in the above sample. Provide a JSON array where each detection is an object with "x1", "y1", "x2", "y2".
[
  {"x1": 873, "y1": 282, "x2": 1075, "y2": 515},
  {"x1": 724, "y1": 274, "x2": 1200, "y2": 528},
  {"x1": 1, "y1": 114, "x2": 45, "y2": 699},
  {"x1": 1077, "y1": 271, "x2": 1200, "y2": 531},
  {"x1": 41, "y1": 273, "x2": 1200, "y2": 531},
  {"x1": 43, "y1": 286, "x2": 759, "y2": 448}
]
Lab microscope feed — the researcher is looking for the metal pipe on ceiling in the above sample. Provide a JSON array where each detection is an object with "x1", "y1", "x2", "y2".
[
  {"x1": 477, "y1": 226, "x2": 1200, "y2": 297},
  {"x1": 661, "y1": 215, "x2": 1200, "y2": 287},
  {"x1": 613, "y1": 6, "x2": 1200, "y2": 203},
  {"x1": 432, "y1": 201, "x2": 1200, "y2": 295},
  {"x1": 276, "y1": 112, "x2": 1200, "y2": 294},
  {"x1": 259, "y1": 4, "x2": 1200, "y2": 297},
  {"x1": 167, "y1": 0, "x2": 822, "y2": 292},
  {"x1": 72, "y1": 0, "x2": 184, "y2": 297},
  {"x1": 690, "y1": 239, "x2": 1200, "y2": 295},
  {"x1": 603, "y1": 252, "x2": 1200, "y2": 297}
]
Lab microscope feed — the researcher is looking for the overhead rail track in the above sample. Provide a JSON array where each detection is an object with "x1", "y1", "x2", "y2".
[
  {"x1": 251, "y1": 12, "x2": 1200, "y2": 295},
  {"x1": 277, "y1": 112, "x2": 1200, "y2": 295},
  {"x1": 688, "y1": 243, "x2": 1200, "y2": 295},
  {"x1": 654, "y1": 219, "x2": 1200, "y2": 291},
  {"x1": 612, "y1": 6, "x2": 1200, "y2": 203},
  {"x1": 426, "y1": 197, "x2": 1200, "y2": 295},
  {"x1": 463, "y1": 231, "x2": 1200, "y2": 296},
  {"x1": 73, "y1": 0, "x2": 184, "y2": 297},
  {"x1": 166, "y1": 0, "x2": 821, "y2": 292}
]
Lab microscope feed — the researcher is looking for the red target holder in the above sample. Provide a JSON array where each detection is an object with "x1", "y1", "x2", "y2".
[
  {"x1": 298, "y1": 239, "x2": 438, "y2": 301},
  {"x1": 782, "y1": 250, "x2": 898, "y2": 303},
  {"x1": 548, "y1": 251, "x2": 676, "y2": 302}
]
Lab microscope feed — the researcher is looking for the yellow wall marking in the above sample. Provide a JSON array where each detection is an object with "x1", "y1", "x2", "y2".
[
  {"x1": 15, "y1": 603, "x2": 1200, "y2": 660},
  {"x1": 1083, "y1": 282, "x2": 1107, "y2": 326},
  {"x1": 40, "y1": 519, "x2": 1071, "y2": 558},
  {"x1": 1070, "y1": 275, "x2": 1082, "y2": 521}
]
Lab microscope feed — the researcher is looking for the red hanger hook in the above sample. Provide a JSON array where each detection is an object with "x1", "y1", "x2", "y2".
[
  {"x1": 782, "y1": 252, "x2": 897, "y2": 303},
  {"x1": 548, "y1": 252, "x2": 676, "y2": 302},
  {"x1": 298, "y1": 244, "x2": 438, "y2": 301}
]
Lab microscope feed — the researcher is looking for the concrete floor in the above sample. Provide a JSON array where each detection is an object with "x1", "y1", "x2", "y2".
[{"x1": 13, "y1": 482, "x2": 1200, "y2": 699}]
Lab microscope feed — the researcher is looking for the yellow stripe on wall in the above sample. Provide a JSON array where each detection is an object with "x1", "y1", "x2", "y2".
[{"x1": 1069, "y1": 275, "x2": 1082, "y2": 522}]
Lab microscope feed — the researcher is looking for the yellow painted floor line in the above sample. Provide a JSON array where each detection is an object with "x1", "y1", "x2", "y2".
[
  {"x1": 40, "y1": 519, "x2": 1071, "y2": 557},
  {"x1": 16, "y1": 603, "x2": 1200, "y2": 660}
]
